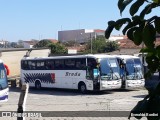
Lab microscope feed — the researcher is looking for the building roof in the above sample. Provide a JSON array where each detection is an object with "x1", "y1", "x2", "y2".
[
  {"x1": 117, "y1": 36, "x2": 160, "y2": 49},
  {"x1": 23, "y1": 41, "x2": 37, "y2": 45},
  {"x1": 117, "y1": 39, "x2": 141, "y2": 49},
  {"x1": 94, "y1": 29, "x2": 105, "y2": 33},
  {"x1": 47, "y1": 39, "x2": 58, "y2": 43}
]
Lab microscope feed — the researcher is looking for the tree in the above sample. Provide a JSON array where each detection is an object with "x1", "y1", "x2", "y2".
[
  {"x1": 34, "y1": 39, "x2": 52, "y2": 48},
  {"x1": 48, "y1": 43, "x2": 67, "y2": 55},
  {"x1": 105, "y1": 0, "x2": 160, "y2": 120},
  {"x1": 17, "y1": 40, "x2": 24, "y2": 48},
  {"x1": 85, "y1": 36, "x2": 119, "y2": 53},
  {"x1": 105, "y1": 41, "x2": 119, "y2": 52},
  {"x1": 62, "y1": 40, "x2": 78, "y2": 47},
  {"x1": 10, "y1": 42, "x2": 18, "y2": 48}
]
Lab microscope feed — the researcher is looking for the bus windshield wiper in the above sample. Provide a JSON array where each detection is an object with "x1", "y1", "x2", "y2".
[
  {"x1": 109, "y1": 66, "x2": 119, "y2": 80},
  {"x1": 107, "y1": 61, "x2": 119, "y2": 80},
  {"x1": 134, "y1": 65, "x2": 143, "y2": 79}
]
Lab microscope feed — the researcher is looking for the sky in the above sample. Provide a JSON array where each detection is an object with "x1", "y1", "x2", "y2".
[{"x1": 0, "y1": 0, "x2": 159, "y2": 42}]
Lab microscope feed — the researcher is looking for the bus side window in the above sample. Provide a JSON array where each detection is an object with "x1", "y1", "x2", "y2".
[
  {"x1": 55, "y1": 60, "x2": 64, "y2": 70},
  {"x1": 22, "y1": 61, "x2": 28, "y2": 70},
  {"x1": 37, "y1": 61, "x2": 45, "y2": 70},
  {"x1": 65, "y1": 59, "x2": 75, "y2": 70},
  {"x1": 76, "y1": 58, "x2": 86, "y2": 70},
  {"x1": 28, "y1": 61, "x2": 36, "y2": 70},
  {"x1": 46, "y1": 60, "x2": 54, "y2": 70},
  {"x1": 87, "y1": 58, "x2": 97, "y2": 69},
  {"x1": 87, "y1": 58, "x2": 97, "y2": 79}
]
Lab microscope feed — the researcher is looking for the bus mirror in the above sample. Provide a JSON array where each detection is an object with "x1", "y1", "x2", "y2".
[
  {"x1": 96, "y1": 59, "x2": 100, "y2": 64},
  {"x1": 120, "y1": 63, "x2": 124, "y2": 68},
  {"x1": 96, "y1": 59, "x2": 100, "y2": 68}
]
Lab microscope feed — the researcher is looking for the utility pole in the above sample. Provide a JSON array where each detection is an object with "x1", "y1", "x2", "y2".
[{"x1": 90, "y1": 33, "x2": 92, "y2": 54}]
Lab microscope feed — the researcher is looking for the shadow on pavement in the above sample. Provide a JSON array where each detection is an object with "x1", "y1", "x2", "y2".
[
  {"x1": 108, "y1": 89, "x2": 139, "y2": 92},
  {"x1": 132, "y1": 94, "x2": 147, "y2": 98},
  {"x1": 8, "y1": 86, "x2": 143, "y2": 96},
  {"x1": 8, "y1": 86, "x2": 115, "y2": 96},
  {"x1": 9, "y1": 86, "x2": 21, "y2": 92},
  {"x1": 28, "y1": 87, "x2": 113, "y2": 96}
]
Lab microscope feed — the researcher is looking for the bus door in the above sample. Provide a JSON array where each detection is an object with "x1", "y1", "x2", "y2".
[
  {"x1": 117, "y1": 58, "x2": 126, "y2": 88},
  {"x1": 86, "y1": 58, "x2": 99, "y2": 91}
]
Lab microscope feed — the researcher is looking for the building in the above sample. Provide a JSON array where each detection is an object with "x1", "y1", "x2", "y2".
[
  {"x1": 58, "y1": 29, "x2": 105, "y2": 43},
  {"x1": 108, "y1": 35, "x2": 127, "y2": 41},
  {"x1": 47, "y1": 39, "x2": 58, "y2": 44},
  {"x1": 23, "y1": 41, "x2": 37, "y2": 48},
  {"x1": 0, "y1": 40, "x2": 9, "y2": 47}
]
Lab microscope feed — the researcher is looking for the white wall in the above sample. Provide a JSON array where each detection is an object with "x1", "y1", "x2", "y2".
[
  {"x1": 0, "y1": 49, "x2": 50, "y2": 76},
  {"x1": 109, "y1": 36, "x2": 124, "y2": 41},
  {"x1": 23, "y1": 42, "x2": 33, "y2": 48}
]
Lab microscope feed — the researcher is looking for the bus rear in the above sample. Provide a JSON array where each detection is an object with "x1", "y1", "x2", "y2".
[{"x1": 0, "y1": 61, "x2": 9, "y2": 102}]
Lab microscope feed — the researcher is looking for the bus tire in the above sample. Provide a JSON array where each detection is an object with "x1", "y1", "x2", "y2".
[
  {"x1": 35, "y1": 81, "x2": 41, "y2": 90},
  {"x1": 79, "y1": 83, "x2": 86, "y2": 94}
]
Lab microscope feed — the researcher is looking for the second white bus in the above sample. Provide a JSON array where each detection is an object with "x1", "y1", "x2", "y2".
[
  {"x1": 115, "y1": 55, "x2": 145, "y2": 89},
  {"x1": 20, "y1": 54, "x2": 122, "y2": 93}
]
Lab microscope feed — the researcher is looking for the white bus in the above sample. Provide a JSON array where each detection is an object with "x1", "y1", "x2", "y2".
[
  {"x1": 115, "y1": 55, "x2": 145, "y2": 89},
  {"x1": 20, "y1": 54, "x2": 121, "y2": 93},
  {"x1": 0, "y1": 60, "x2": 9, "y2": 102}
]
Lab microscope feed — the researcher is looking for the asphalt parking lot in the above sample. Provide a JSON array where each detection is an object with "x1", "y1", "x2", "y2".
[{"x1": 0, "y1": 87, "x2": 149, "y2": 120}]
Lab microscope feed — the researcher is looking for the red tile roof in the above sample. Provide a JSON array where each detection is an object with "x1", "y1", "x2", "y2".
[
  {"x1": 47, "y1": 39, "x2": 58, "y2": 43},
  {"x1": 117, "y1": 37, "x2": 160, "y2": 49},
  {"x1": 94, "y1": 29, "x2": 105, "y2": 33},
  {"x1": 23, "y1": 41, "x2": 37, "y2": 45}
]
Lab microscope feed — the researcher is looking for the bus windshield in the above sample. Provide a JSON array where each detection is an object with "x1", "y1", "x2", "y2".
[
  {"x1": 100, "y1": 58, "x2": 120, "y2": 80},
  {"x1": 126, "y1": 58, "x2": 143, "y2": 80},
  {"x1": 0, "y1": 63, "x2": 7, "y2": 90}
]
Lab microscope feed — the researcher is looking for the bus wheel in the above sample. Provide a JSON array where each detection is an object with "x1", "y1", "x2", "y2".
[
  {"x1": 79, "y1": 83, "x2": 86, "y2": 94},
  {"x1": 35, "y1": 81, "x2": 41, "y2": 90}
]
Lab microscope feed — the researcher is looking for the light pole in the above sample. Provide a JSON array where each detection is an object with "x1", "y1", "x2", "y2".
[{"x1": 90, "y1": 33, "x2": 92, "y2": 54}]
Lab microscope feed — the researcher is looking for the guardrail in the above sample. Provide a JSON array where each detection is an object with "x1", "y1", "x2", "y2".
[{"x1": 0, "y1": 47, "x2": 49, "y2": 52}]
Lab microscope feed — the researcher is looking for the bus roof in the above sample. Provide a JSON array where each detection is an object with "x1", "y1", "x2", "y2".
[
  {"x1": 112, "y1": 55, "x2": 140, "y2": 59},
  {"x1": 112, "y1": 55, "x2": 141, "y2": 63},
  {"x1": 21, "y1": 54, "x2": 116, "y2": 60}
]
